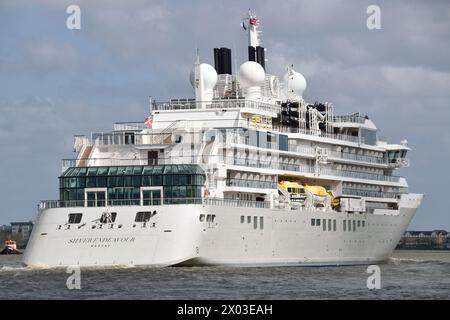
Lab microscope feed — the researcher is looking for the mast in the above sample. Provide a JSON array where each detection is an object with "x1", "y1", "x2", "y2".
[{"x1": 243, "y1": 9, "x2": 266, "y2": 70}]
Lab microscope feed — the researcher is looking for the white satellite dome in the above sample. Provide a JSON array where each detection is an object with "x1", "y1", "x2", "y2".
[
  {"x1": 190, "y1": 63, "x2": 218, "y2": 90},
  {"x1": 284, "y1": 70, "x2": 307, "y2": 96},
  {"x1": 237, "y1": 61, "x2": 266, "y2": 89}
]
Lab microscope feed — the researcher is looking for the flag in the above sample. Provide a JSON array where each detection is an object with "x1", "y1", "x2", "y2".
[
  {"x1": 144, "y1": 117, "x2": 153, "y2": 127},
  {"x1": 249, "y1": 18, "x2": 258, "y2": 26}
]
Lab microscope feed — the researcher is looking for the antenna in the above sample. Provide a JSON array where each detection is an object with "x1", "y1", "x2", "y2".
[
  {"x1": 195, "y1": 48, "x2": 200, "y2": 64},
  {"x1": 233, "y1": 41, "x2": 238, "y2": 99}
]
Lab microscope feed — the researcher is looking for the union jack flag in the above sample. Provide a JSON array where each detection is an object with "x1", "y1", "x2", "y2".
[
  {"x1": 144, "y1": 117, "x2": 153, "y2": 127},
  {"x1": 249, "y1": 18, "x2": 259, "y2": 26}
]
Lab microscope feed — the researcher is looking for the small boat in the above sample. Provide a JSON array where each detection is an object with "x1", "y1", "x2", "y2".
[{"x1": 0, "y1": 240, "x2": 22, "y2": 255}]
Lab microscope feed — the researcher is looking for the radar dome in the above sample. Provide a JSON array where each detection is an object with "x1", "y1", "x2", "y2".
[
  {"x1": 190, "y1": 63, "x2": 218, "y2": 90},
  {"x1": 284, "y1": 70, "x2": 307, "y2": 96},
  {"x1": 237, "y1": 61, "x2": 266, "y2": 89}
]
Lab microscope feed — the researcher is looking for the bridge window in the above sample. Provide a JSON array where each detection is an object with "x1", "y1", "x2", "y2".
[
  {"x1": 59, "y1": 165, "x2": 205, "y2": 207},
  {"x1": 135, "y1": 211, "x2": 152, "y2": 222},
  {"x1": 68, "y1": 213, "x2": 82, "y2": 224},
  {"x1": 86, "y1": 191, "x2": 106, "y2": 207}
]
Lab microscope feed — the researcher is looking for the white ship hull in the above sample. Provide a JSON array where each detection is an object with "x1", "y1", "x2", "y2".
[{"x1": 23, "y1": 194, "x2": 422, "y2": 268}]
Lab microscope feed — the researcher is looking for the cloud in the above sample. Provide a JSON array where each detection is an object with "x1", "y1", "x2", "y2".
[{"x1": 28, "y1": 41, "x2": 78, "y2": 70}]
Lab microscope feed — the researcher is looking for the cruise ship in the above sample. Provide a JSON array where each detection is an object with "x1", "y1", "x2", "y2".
[{"x1": 23, "y1": 11, "x2": 423, "y2": 267}]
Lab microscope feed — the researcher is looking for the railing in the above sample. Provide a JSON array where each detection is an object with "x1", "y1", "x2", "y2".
[
  {"x1": 39, "y1": 197, "x2": 270, "y2": 209},
  {"x1": 226, "y1": 137, "x2": 385, "y2": 166},
  {"x1": 61, "y1": 155, "x2": 400, "y2": 183},
  {"x1": 321, "y1": 168, "x2": 400, "y2": 182},
  {"x1": 113, "y1": 122, "x2": 148, "y2": 131},
  {"x1": 273, "y1": 126, "x2": 362, "y2": 144},
  {"x1": 333, "y1": 114, "x2": 366, "y2": 124},
  {"x1": 62, "y1": 158, "x2": 151, "y2": 168},
  {"x1": 224, "y1": 156, "x2": 316, "y2": 173},
  {"x1": 329, "y1": 150, "x2": 386, "y2": 165},
  {"x1": 152, "y1": 99, "x2": 280, "y2": 115},
  {"x1": 91, "y1": 132, "x2": 171, "y2": 146},
  {"x1": 204, "y1": 198, "x2": 270, "y2": 208},
  {"x1": 342, "y1": 188, "x2": 401, "y2": 199},
  {"x1": 287, "y1": 144, "x2": 316, "y2": 155},
  {"x1": 226, "y1": 178, "x2": 277, "y2": 189}
]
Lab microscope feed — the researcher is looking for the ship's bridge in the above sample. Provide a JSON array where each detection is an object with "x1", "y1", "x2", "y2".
[{"x1": 59, "y1": 164, "x2": 205, "y2": 207}]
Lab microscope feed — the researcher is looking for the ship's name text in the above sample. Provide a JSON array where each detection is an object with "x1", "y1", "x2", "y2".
[{"x1": 68, "y1": 236, "x2": 136, "y2": 245}]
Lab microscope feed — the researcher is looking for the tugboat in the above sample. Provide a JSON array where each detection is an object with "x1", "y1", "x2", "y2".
[{"x1": 0, "y1": 240, "x2": 22, "y2": 255}]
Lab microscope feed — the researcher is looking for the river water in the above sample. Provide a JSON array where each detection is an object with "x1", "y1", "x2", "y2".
[{"x1": 0, "y1": 250, "x2": 449, "y2": 299}]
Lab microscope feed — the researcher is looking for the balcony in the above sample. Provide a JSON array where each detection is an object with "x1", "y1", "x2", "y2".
[
  {"x1": 328, "y1": 150, "x2": 386, "y2": 165},
  {"x1": 342, "y1": 188, "x2": 402, "y2": 199},
  {"x1": 274, "y1": 126, "x2": 362, "y2": 144},
  {"x1": 226, "y1": 178, "x2": 277, "y2": 189},
  {"x1": 320, "y1": 168, "x2": 400, "y2": 182},
  {"x1": 224, "y1": 156, "x2": 315, "y2": 174},
  {"x1": 62, "y1": 155, "x2": 401, "y2": 183}
]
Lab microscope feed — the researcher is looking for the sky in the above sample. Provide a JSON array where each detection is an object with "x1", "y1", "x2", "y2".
[{"x1": 0, "y1": 0, "x2": 449, "y2": 230}]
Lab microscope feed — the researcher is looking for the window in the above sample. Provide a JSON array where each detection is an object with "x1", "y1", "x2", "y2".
[
  {"x1": 59, "y1": 165, "x2": 206, "y2": 207},
  {"x1": 362, "y1": 221, "x2": 366, "y2": 228},
  {"x1": 135, "y1": 211, "x2": 153, "y2": 222},
  {"x1": 260, "y1": 216, "x2": 264, "y2": 229},
  {"x1": 353, "y1": 220, "x2": 356, "y2": 232},
  {"x1": 68, "y1": 213, "x2": 82, "y2": 224},
  {"x1": 86, "y1": 191, "x2": 106, "y2": 207},
  {"x1": 322, "y1": 219, "x2": 326, "y2": 231},
  {"x1": 200, "y1": 214, "x2": 205, "y2": 222},
  {"x1": 143, "y1": 189, "x2": 162, "y2": 206},
  {"x1": 343, "y1": 220, "x2": 346, "y2": 232},
  {"x1": 328, "y1": 219, "x2": 332, "y2": 231},
  {"x1": 333, "y1": 219, "x2": 336, "y2": 231},
  {"x1": 348, "y1": 220, "x2": 352, "y2": 232},
  {"x1": 247, "y1": 216, "x2": 251, "y2": 224},
  {"x1": 357, "y1": 221, "x2": 361, "y2": 227},
  {"x1": 316, "y1": 219, "x2": 321, "y2": 226},
  {"x1": 311, "y1": 219, "x2": 315, "y2": 226},
  {"x1": 240, "y1": 216, "x2": 245, "y2": 223},
  {"x1": 253, "y1": 216, "x2": 258, "y2": 229}
]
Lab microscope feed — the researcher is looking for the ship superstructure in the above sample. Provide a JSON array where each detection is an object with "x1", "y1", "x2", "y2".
[{"x1": 23, "y1": 11, "x2": 422, "y2": 267}]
